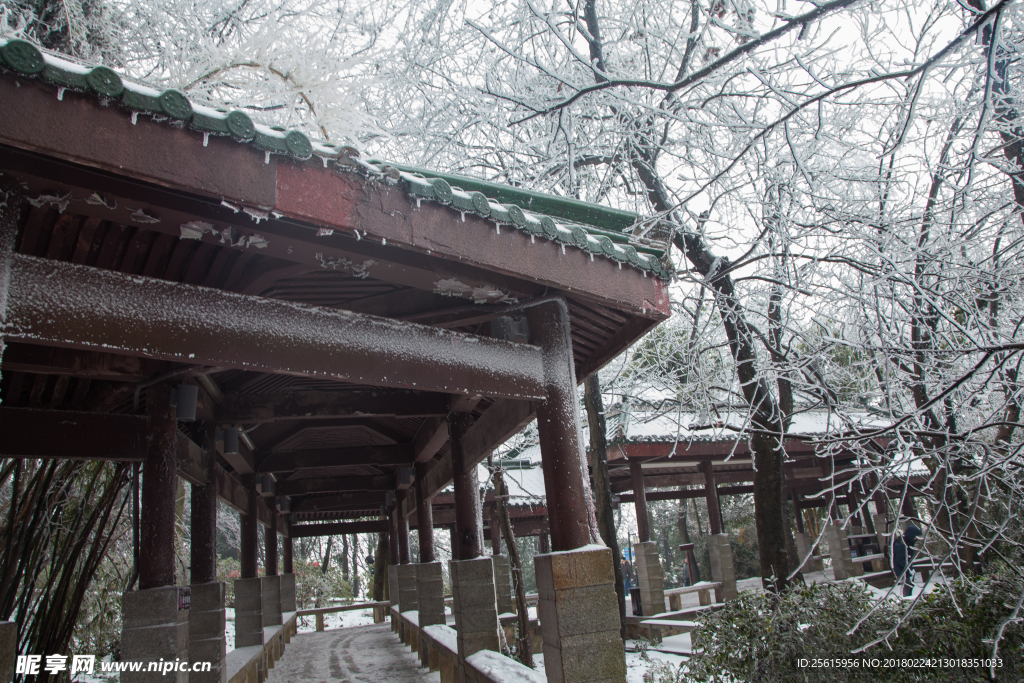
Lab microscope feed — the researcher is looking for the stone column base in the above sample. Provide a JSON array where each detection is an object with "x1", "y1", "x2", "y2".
[
  {"x1": 189, "y1": 582, "x2": 227, "y2": 683},
  {"x1": 491, "y1": 555, "x2": 515, "y2": 616},
  {"x1": 397, "y1": 564, "x2": 419, "y2": 613},
  {"x1": 535, "y1": 546, "x2": 626, "y2": 683},
  {"x1": 262, "y1": 575, "x2": 282, "y2": 628},
  {"x1": 233, "y1": 578, "x2": 263, "y2": 648},
  {"x1": 121, "y1": 586, "x2": 189, "y2": 683},
  {"x1": 0, "y1": 621, "x2": 17, "y2": 683},
  {"x1": 794, "y1": 532, "x2": 816, "y2": 573},
  {"x1": 280, "y1": 573, "x2": 296, "y2": 613},
  {"x1": 707, "y1": 534, "x2": 738, "y2": 601},
  {"x1": 417, "y1": 562, "x2": 445, "y2": 668},
  {"x1": 450, "y1": 557, "x2": 499, "y2": 683},
  {"x1": 633, "y1": 541, "x2": 665, "y2": 617},
  {"x1": 825, "y1": 523, "x2": 853, "y2": 580},
  {"x1": 388, "y1": 564, "x2": 400, "y2": 605}
]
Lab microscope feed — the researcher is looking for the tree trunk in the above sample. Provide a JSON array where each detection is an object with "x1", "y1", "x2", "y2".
[
  {"x1": 352, "y1": 534, "x2": 361, "y2": 599},
  {"x1": 492, "y1": 466, "x2": 534, "y2": 667},
  {"x1": 322, "y1": 536, "x2": 333, "y2": 576},
  {"x1": 583, "y1": 374, "x2": 627, "y2": 637},
  {"x1": 342, "y1": 535, "x2": 350, "y2": 584}
]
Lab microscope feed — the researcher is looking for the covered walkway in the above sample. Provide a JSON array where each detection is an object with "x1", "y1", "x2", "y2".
[{"x1": 265, "y1": 624, "x2": 433, "y2": 683}]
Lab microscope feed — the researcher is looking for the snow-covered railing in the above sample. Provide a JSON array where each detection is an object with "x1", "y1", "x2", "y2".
[{"x1": 296, "y1": 600, "x2": 389, "y2": 631}]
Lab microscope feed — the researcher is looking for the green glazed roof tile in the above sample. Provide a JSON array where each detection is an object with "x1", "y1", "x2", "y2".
[{"x1": 0, "y1": 37, "x2": 671, "y2": 281}]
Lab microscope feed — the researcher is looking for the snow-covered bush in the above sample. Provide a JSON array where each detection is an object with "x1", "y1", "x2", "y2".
[{"x1": 645, "y1": 571, "x2": 1023, "y2": 682}]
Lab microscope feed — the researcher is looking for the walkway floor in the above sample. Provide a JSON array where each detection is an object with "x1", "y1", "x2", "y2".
[{"x1": 266, "y1": 623, "x2": 435, "y2": 683}]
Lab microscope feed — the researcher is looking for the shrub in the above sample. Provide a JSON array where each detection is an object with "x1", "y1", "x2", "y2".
[{"x1": 646, "y1": 569, "x2": 1022, "y2": 683}]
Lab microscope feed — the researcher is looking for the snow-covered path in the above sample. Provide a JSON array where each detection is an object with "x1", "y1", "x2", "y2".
[{"x1": 266, "y1": 623, "x2": 435, "y2": 682}]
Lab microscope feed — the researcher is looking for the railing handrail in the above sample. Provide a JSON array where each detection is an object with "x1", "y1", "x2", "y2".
[{"x1": 296, "y1": 600, "x2": 390, "y2": 617}]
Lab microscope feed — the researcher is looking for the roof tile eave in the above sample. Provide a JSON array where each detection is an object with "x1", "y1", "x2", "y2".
[{"x1": 0, "y1": 37, "x2": 673, "y2": 281}]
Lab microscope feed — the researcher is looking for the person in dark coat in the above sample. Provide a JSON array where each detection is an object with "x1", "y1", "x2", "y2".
[{"x1": 892, "y1": 524, "x2": 922, "y2": 596}]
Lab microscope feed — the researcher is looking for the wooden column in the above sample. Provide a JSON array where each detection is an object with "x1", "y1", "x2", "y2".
[
  {"x1": 539, "y1": 531, "x2": 550, "y2": 554},
  {"x1": 791, "y1": 490, "x2": 805, "y2": 534},
  {"x1": 239, "y1": 474, "x2": 258, "y2": 579},
  {"x1": 397, "y1": 502, "x2": 411, "y2": 565},
  {"x1": 702, "y1": 460, "x2": 723, "y2": 535},
  {"x1": 449, "y1": 526, "x2": 460, "y2": 561},
  {"x1": 490, "y1": 505, "x2": 502, "y2": 555},
  {"x1": 283, "y1": 536, "x2": 294, "y2": 574},
  {"x1": 139, "y1": 384, "x2": 177, "y2": 589},
  {"x1": 389, "y1": 505, "x2": 400, "y2": 562},
  {"x1": 526, "y1": 299, "x2": 590, "y2": 551},
  {"x1": 416, "y1": 463, "x2": 435, "y2": 564},
  {"x1": 265, "y1": 509, "x2": 278, "y2": 575},
  {"x1": 630, "y1": 459, "x2": 650, "y2": 543},
  {"x1": 190, "y1": 421, "x2": 218, "y2": 584},
  {"x1": 0, "y1": 180, "x2": 20, "y2": 359},
  {"x1": 451, "y1": 413, "x2": 483, "y2": 560}
]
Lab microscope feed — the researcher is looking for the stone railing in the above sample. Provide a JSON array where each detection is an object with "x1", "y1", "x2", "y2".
[
  {"x1": 418, "y1": 623, "x2": 543, "y2": 683},
  {"x1": 226, "y1": 611, "x2": 298, "y2": 683},
  {"x1": 296, "y1": 600, "x2": 390, "y2": 631}
]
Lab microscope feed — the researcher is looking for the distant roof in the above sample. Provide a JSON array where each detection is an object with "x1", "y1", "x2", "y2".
[
  {"x1": 0, "y1": 37, "x2": 671, "y2": 279},
  {"x1": 607, "y1": 407, "x2": 893, "y2": 445}
]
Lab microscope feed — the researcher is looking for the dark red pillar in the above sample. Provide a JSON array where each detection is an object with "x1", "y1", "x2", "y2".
[
  {"x1": 490, "y1": 506, "x2": 502, "y2": 554},
  {"x1": 539, "y1": 531, "x2": 550, "y2": 554},
  {"x1": 416, "y1": 463, "x2": 435, "y2": 563},
  {"x1": 791, "y1": 490, "x2": 805, "y2": 534},
  {"x1": 283, "y1": 536, "x2": 294, "y2": 574},
  {"x1": 702, "y1": 460, "x2": 723, "y2": 535},
  {"x1": 240, "y1": 475, "x2": 258, "y2": 579},
  {"x1": 190, "y1": 421, "x2": 218, "y2": 584},
  {"x1": 265, "y1": 510, "x2": 278, "y2": 576},
  {"x1": 389, "y1": 506, "x2": 400, "y2": 561},
  {"x1": 449, "y1": 526, "x2": 460, "y2": 561},
  {"x1": 630, "y1": 459, "x2": 650, "y2": 542},
  {"x1": 526, "y1": 299, "x2": 590, "y2": 551},
  {"x1": 451, "y1": 413, "x2": 483, "y2": 559},
  {"x1": 140, "y1": 384, "x2": 177, "y2": 589},
  {"x1": 397, "y1": 498, "x2": 411, "y2": 565}
]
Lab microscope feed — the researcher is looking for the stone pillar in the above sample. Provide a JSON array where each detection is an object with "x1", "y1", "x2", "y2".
[
  {"x1": 388, "y1": 564, "x2": 401, "y2": 632},
  {"x1": 707, "y1": 534, "x2": 738, "y2": 602},
  {"x1": 122, "y1": 385, "x2": 188, "y2": 682},
  {"x1": 262, "y1": 575, "x2": 282, "y2": 628},
  {"x1": 190, "y1": 422, "x2": 225, "y2": 683},
  {"x1": 450, "y1": 556, "x2": 500, "y2": 683},
  {"x1": 535, "y1": 546, "x2": 626, "y2": 683},
  {"x1": 397, "y1": 564, "x2": 419, "y2": 613},
  {"x1": 793, "y1": 531, "x2": 816, "y2": 574},
  {"x1": 416, "y1": 561, "x2": 445, "y2": 667},
  {"x1": 280, "y1": 573, "x2": 296, "y2": 613},
  {"x1": 121, "y1": 587, "x2": 190, "y2": 683},
  {"x1": 189, "y1": 582, "x2": 227, "y2": 683},
  {"x1": 491, "y1": 554, "x2": 515, "y2": 616},
  {"x1": 825, "y1": 522, "x2": 853, "y2": 580},
  {"x1": 0, "y1": 621, "x2": 14, "y2": 683},
  {"x1": 233, "y1": 578, "x2": 263, "y2": 649},
  {"x1": 632, "y1": 541, "x2": 665, "y2": 617}
]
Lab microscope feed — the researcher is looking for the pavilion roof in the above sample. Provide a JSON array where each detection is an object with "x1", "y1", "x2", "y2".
[{"x1": 0, "y1": 38, "x2": 671, "y2": 280}]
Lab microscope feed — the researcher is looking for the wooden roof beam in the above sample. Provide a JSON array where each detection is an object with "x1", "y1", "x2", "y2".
[
  {"x1": 216, "y1": 389, "x2": 450, "y2": 424},
  {"x1": 256, "y1": 444, "x2": 413, "y2": 473},
  {"x1": 5, "y1": 254, "x2": 546, "y2": 401}
]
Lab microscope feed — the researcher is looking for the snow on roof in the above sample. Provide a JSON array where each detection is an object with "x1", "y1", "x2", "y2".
[{"x1": 608, "y1": 407, "x2": 893, "y2": 444}]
